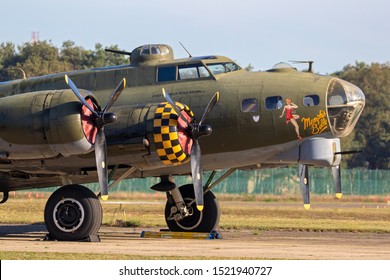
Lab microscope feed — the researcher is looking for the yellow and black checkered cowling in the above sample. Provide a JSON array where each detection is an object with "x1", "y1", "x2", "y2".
[{"x1": 153, "y1": 102, "x2": 194, "y2": 165}]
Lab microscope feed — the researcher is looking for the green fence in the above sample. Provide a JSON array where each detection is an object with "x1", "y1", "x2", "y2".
[{"x1": 35, "y1": 168, "x2": 390, "y2": 196}]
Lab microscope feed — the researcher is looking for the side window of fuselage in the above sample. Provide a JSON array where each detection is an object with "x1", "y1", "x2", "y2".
[
  {"x1": 303, "y1": 94, "x2": 320, "y2": 106},
  {"x1": 241, "y1": 98, "x2": 259, "y2": 113},
  {"x1": 265, "y1": 96, "x2": 283, "y2": 110}
]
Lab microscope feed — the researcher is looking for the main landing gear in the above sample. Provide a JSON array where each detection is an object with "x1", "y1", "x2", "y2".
[
  {"x1": 157, "y1": 168, "x2": 237, "y2": 233},
  {"x1": 43, "y1": 182, "x2": 220, "y2": 240},
  {"x1": 165, "y1": 184, "x2": 220, "y2": 232},
  {"x1": 42, "y1": 168, "x2": 236, "y2": 241},
  {"x1": 44, "y1": 185, "x2": 102, "y2": 241}
]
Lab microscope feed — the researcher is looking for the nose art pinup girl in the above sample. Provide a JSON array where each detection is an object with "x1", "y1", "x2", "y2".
[{"x1": 280, "y1": 98, "x2": 301, "y2": 139}]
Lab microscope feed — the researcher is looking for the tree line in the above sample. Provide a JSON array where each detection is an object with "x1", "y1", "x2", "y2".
[
  {"x1": 0, "y1": 41, "x2": 389, "y2": 169},
  {"x1": 334, "y1": 62, "x2": 390, "y2": 169},
  {"x1": 0, "y1": 40, "x2": 128, "y2": 80}
]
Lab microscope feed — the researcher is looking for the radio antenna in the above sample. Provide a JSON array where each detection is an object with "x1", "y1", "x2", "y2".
[
  {"x1": 289, "y1": 60, "x2": 314, "y2": 73},
  {"x1": 179, "y1": 42, "x2": 192, "y2": 58}
]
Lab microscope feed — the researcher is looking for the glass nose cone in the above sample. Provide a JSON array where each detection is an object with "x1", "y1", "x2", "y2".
[{"x1": 326, "y1": 79, "x2": 365, "y2": 138}]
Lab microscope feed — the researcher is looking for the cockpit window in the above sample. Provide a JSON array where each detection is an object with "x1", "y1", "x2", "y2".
[
  {"x1": 178, "y1": 64, "x2": 211, "y2": 80},
  {"x1": 206, "y1": 62, "x2": 241, "y2": 75},
  {"x1": 158, "y1": 63, "x2": 212, "y2": 82},
  {"x1": 158, "y1": 66, "x2": 176, "y2": 82},
  {"x1": 179, "y1": 66, "x2": 198, "y2": 79}
]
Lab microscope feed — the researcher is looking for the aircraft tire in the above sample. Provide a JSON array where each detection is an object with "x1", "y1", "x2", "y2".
[
  {"x1": 165, "y1": 184, "x2": 220, "y2": 232},
  {"x1": 44, "y1": 184, "x2": 102, "y2": 241}
]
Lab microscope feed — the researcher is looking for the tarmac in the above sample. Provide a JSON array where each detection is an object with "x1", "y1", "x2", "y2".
[{"x1": 1, "y1": 223, "x2": 390, "y2": 259}]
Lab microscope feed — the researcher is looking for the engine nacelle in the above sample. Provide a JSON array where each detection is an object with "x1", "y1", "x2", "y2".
[
  {"x1": 0, "y1": 89, "x2": 98, "y2": 160},
  {"x1": 260, "y1": 137, "x2": 341, "y2": 167},
  {"x1": 145, "y1": 101, "x2": 194, "y2": 167},
  {"x1": 299, "y1": 137, "x2": 341, "y2": 167}
]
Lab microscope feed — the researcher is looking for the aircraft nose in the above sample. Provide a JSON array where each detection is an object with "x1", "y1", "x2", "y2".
[{"x1": 326, "y1": 78, "x2": 365, "y2": 138}]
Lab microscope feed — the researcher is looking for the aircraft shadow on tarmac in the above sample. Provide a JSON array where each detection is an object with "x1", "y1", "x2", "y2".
[{"x1": 0, "y1": 224, "x2": 47, "y2": 238}]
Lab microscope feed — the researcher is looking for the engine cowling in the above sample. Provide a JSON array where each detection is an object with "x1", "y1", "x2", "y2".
[
  {"x1": 151, "y1": 101, "x2": 194, "y2": 166},
  {"x1": 0, "y1": 89, "x2": 99, "y2": 160}
]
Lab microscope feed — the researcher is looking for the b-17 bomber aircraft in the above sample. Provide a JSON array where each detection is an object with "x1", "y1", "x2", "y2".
[{"x1": 0, "y1": 44, "x2": 365, "y2": 241}]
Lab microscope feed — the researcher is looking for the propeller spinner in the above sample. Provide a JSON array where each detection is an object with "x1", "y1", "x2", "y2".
[
  {"x1": 162, "y1": 88, "x2": 220, "y2": 211},
  {"x1": 65, "y1": 74, "x2": 126, "y2": 200}
]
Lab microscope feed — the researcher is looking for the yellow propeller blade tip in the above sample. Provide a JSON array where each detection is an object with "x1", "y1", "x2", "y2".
[
  {"x1": 304, "y1": 204, "x2": 311, "y2": 210},
  {"x1": 101, "y1": 195, "x2": 109, "y2": 201},
  {"x1": 64, "y1": 74, "x2": 69, "y2": 84},
  {"x1": 197, "y1": 205, "x2": 204, "y2": 212},
  {"x1": 336, "y1": 193, "x2": 343, "y2": 199},
  {"x1": 216, "y1": 91, "x2": 220, "y2": 101}
]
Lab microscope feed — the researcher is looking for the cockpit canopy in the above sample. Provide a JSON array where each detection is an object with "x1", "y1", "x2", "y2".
[{"x1": 131, "y1": 44, "x2": 174, "y2": 65}]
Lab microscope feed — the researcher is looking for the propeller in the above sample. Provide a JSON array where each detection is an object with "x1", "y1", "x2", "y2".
[
  {"x1": 299, "y1": 163, "x2": 310, "y2": 209},
  {"x1": 332, "y1": 165, "x2": 342, "y2": 199},
  {"x1": 65, "y1": 74, "x2": 126, "y2": 201},
  {"x1": 162, "y1": 88, "x2": 220, "y2": 211},
  {"x1": 332, "y1": 150, "x2": 363, "y2": 200}
]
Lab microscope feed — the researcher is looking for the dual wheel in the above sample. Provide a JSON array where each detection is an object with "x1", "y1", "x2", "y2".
[{"x1": 44, "y1": 184, "x2": 220, "y2": 241}]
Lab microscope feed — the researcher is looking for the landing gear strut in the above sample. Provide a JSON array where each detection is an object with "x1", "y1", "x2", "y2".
[
  {"x1": 161, "y1": 169, "x2": 236, "y2": 232},
  {"x1": 165, "y1": 184, "x2": 220, "y2": 232},
  {"x1": 44, "y1": 185, "x2": 102, "y2": 241}
]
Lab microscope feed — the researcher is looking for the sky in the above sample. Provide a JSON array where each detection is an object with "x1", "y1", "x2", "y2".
[{"x1": 1, "y1": 0, "x2": 389, "y2": 74}]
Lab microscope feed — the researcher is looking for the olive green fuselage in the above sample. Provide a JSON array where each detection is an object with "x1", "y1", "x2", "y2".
[{"x1": 0, "y1": 54, "x2": 360, "y2": 191}]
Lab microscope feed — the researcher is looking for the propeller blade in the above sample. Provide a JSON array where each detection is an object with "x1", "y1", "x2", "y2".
[
  {"x1": 191, "y1": 140, "x2": 204, "y2": 211},
  {"x1": 64, "y1": 74, "x2": 98, "y2": 116},
  {"x1": 65, "y1": 75, "x2": 124, "y2": 201},
  {"x1": 162, "y1": 88, "x2": 194, "y2": 129},
  {"x1": 161, "y1": 88, "x2": 219, "y2": 212},
  {"x1": 299, "y1": 164, "x2": 310, "y2": 209},
  {"x1": 332, "y1": 165, "x2": 342, "y2": 199},
  {"x1": 199, "y1": 91, "x2": 220, "y2": 126},
  {"x1": 103, "y1": 78, "x2": 127, "y2": 114},
  {"x1": 95, "y1": 128, "x2": 108, "y2": 201}
]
